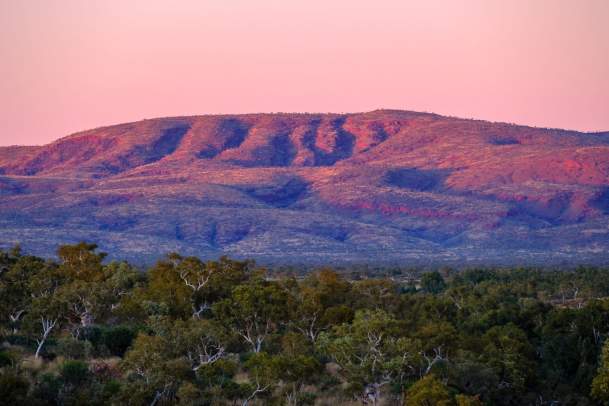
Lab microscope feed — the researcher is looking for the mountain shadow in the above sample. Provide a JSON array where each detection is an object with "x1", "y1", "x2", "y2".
[
  {"x1": 197, "y1": 119, "x2": 250, "y2": 159},
  {"x1": 384, "y1": 168, "x2": 451, "y2": 192},
  {"x1": 243, "y1": 177, "x2": 309, "y2": 208}
]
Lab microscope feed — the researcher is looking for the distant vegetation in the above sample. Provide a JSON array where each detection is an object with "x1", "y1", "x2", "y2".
[{"x1": 3, "y1": 243, "x2": 609, "y2": 405}]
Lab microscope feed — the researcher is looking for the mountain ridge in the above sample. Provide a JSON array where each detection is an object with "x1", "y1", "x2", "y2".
[{"x1": 7, "y1": 108, "x2": 607, "y2": 150}]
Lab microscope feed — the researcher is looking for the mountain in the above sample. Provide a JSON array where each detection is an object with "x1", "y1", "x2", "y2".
[{"x1": 1, "y1": 110, "x2": 609, "y2": 266}]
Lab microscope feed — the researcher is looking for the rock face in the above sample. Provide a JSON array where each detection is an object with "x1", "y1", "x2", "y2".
[{"x1": 1, "y1": 110, "x2": 609, "y2": 266}]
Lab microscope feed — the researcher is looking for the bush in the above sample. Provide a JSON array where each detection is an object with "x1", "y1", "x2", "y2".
[
  {"x1": 101, "y1": 380, "x2": 122, "y2": 401},
  {"x1": 60, "y1": 360, "x2": 90, "y2": 386},
  {"x1": 406, "y1": 375, "x2": 452, "y2": 405},
  {"x1": 31, "y1": 373, "x2": 61, "y2": 403},
  {"x1": 4, "y1": 334, "x2": 33, "y2": 347},
  {"x1": 0, "y1": 371, "x2": 29, "y2": 404},
  {"x1": 103, "y1": 326, "x2": 135, "y2": 357},
  {"x1": 56, "y1": 337, "x2": 93, "y2": 359},
  {"x1": 81, "y1": 325, "x2": 104, "y2": 347},
  {"x1": 420, "y1": 271, "x2": 447, "y2": 294},
  {"x1": 177, "y1": 382, "x2": 202, "y2": 404},
  {"x1": 0, "y1": 351, "x2": 14, "y2": 367},
  {"x1": 298, "y1": 392, "x2": 317, "y2": 405}
]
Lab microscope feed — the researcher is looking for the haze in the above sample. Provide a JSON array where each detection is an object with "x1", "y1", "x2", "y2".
[{"x1": 1, "y1": 0, "x2": 608, "y2": 146}]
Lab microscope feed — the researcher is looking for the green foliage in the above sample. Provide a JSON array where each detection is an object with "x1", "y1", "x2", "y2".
[
  {"x1": 102, "y1": 325, "x2": 135, "y2": 357},
  {"x1": 57, "y1": 242, "x2": 106, "y2": 281},
  {"x1": 0, "y1": 371, "x2": 29, "y2": 404},
  {"x1": 592, "y1": 339, "x2": 609, "y2": 402},
  {"x1": 455, "y1": 393, "x2": 483, "y2": 405},
  {"x1": 213, "y1": 277, "x2": 289, "y2": 353},
  {"x1": 60, "y1": 360, "x2": 91, "y2": 385},
  {"x1": 406, "y1": 374, "x2": 452, "y2": 405},
  {"x1": 31, "y1": 373, "x2": 62, "y2": 403},
  {"x1": 420, "y1": 271, "x2": 447, "y2": 294},
  {"x1": 3, "y1": 243, "x2": 609, "y2": 404},
  {"x1": 481, "y1": 323, "x2": 534, "y2": 393},
  {"x1": 0, "y1": 351, "x2": 14, "y2": 367},
  {"x1": 56, "y1": 336, "x2": 93, "y2": 359}
]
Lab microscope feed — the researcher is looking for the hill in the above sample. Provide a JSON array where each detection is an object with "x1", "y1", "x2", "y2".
[{"x1": 1, "y1": 110, "x2": 609, "y2": 265}]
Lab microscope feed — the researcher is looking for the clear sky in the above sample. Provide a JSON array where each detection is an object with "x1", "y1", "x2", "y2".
[{"x1": 0, "y1": 0, "x2": 608, "y2": 146}]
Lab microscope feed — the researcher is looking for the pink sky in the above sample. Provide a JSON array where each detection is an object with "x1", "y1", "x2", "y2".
[{"x1": 1, "y1": 0, "x2": 608, "y2": 146}]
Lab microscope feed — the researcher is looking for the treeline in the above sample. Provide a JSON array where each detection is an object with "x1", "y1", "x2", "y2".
[{"x1": 2, "y1": 243, "x2": 609, "y2": 405}]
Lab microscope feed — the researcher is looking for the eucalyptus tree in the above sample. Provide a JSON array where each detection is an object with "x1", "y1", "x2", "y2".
[
  {"x1": 121, "y1": 333, "x2": 192, "y2": 406},
  {"x1": 592, "y1": 339, "x2": 609, "y2": 403},
  {"x1": 289, "y1": 269, "x2": 353, "y2": 344},
  {"x1": 318, "y1": 309, "x2": 422, "y2": 405},
  {"x1": 213, "y1": 277, "x2": 289, "y2": 353},
  {"x1": 0, "y1": 253, "x2": 45, "y2": 334},
  {"x1": 146, "y1": 254, "x2": 252, "y2": 319},
  {"x1": 241, "y1": 352, "x2": 279, "y2": 406},
  {"x1": 54, "y1": 243, "x2": 124, "y2": 336},
  {"x1": 23, "y1": 260, "x2": 66, "y2": 359}
]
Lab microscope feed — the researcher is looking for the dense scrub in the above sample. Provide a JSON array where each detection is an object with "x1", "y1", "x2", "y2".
[{"x1": 2, "y1": 244, "x2": 609, "y2": 405}]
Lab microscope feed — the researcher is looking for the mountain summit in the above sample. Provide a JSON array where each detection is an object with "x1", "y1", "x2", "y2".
[{"x1": 2, "y1": 110, "x2": 609, "y2": 265}]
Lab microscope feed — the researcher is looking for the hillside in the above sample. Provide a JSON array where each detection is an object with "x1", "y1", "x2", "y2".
[{"x1": 1, "y1": 110, "x2": 609, "y2": 265}]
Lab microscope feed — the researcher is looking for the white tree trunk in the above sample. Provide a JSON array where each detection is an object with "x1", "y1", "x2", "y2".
[
  {"x1": 35, "y1": 317, "x2": 58, "y2": 359},
  {"x1": 242, "y1": 382, "x2": 269, "y2": 406},
  {"x1": 9, "y1": 309, "x2": 25, "y2": 333}
]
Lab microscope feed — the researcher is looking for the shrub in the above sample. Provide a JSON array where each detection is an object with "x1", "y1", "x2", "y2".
[
  {"x1": 420, "y1": 271, "x2": 447, "y2": 294},
  {"x1": 406, "y1": 375, "x2": 452, "y2": 406},
  {"x1": 81, "y1": 325, "x2": 104, "y2": 347},
  {"x1": 56, "y1": 337, "x2": 93, "y2": 359},
  {"x1": 103, "y1": 326, "x2": 135, "y2": 357},
  {"x1": 0, "y1": 351, "x2": 14, "y2": 367},
  {"x1": 60, "y1": 360, "x2": 90, "y2": 386},
  {"x1": 31, "y1": 373, "x2": 61, "y2": 403},
  {"x1": 0, "y1": 371, "x2": 29, "y2": 404}
]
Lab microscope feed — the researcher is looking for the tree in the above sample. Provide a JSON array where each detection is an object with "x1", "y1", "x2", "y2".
[
  {"x1": 455, "y1": 394, "x2": 483, "y2": 406},
  {"x1": 168, "y1": 318, "x2": 228, "y2": 372},
  {"x1": 405, "y1": 375, "x2": 452, "y2": 406},
  {"x1": 289, "y1": 269, "x2": 353, "y2": 344},
  {"x1": 26, "y1": 296, "x2": 64, "y2": 359},
  {"x1": 54, "y1": 244, "x2": 129, "y2": 335},
  {"x1": 60, "y1": 360, "x2": 90, "y2": 386},
  {"x1": 274, "y1": 335, "x2": 322, "y2": 405},
  {"x1": 121, "y1": 333, "x2": 193, "y2": 405},
  {"x1": 289, "y1": 284, "x2": 352, "y2": 344},
  {"x1": 139, "y1": 257, "x2": 192, "y2": 318},
  {"x1": 0, "y1": 254, "x2": 44, "y2": 333},
  {"x1": 58, "y1": 280, "x2": 106, "y2": 334},
  {"x1": 146, "y1": 254, "x2": 251, "y2": 319},
  {"x1": 303, "y1": 269, "x2": 352, "y2": 307},
  {"x1": 103, "y1": 325, "x2": 136, "y2": 357},
  {"x1": 592, "y1": 339, "x2": 609, "y2": 403},
  {"x1": 420, "y1": 271, "x2": 447, "y2": 294},
  {"x1": 414, "y1": 321, "x2": 456, "y2": 376},
  {"x1": 166, "y1": 253, "x2": 215, "y2": 318},
  {"x1": 352, "y1": 279, "x2": 399, "y2": 311},
  {"x1": 213, "y1": 278, "x2": 288, "y2": 353},
  {"x1": 57, "y1": 242, "x2": 107, "y2": 282},
  {"x1": 0, "y1": 371, "x2": 29, "y2": 405},
  {"x1": 481, "y1": 323, "x2": 535, "y2": 395},
  {"x1": 24, "y1": 263, "x2": 67, "y2": 358},
  {"x1": 318, "y1": 309, "x2": 420, "y2": 405},
  {"x1": 241, "y1": 352, "x2": 279, "y2": 406}
]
